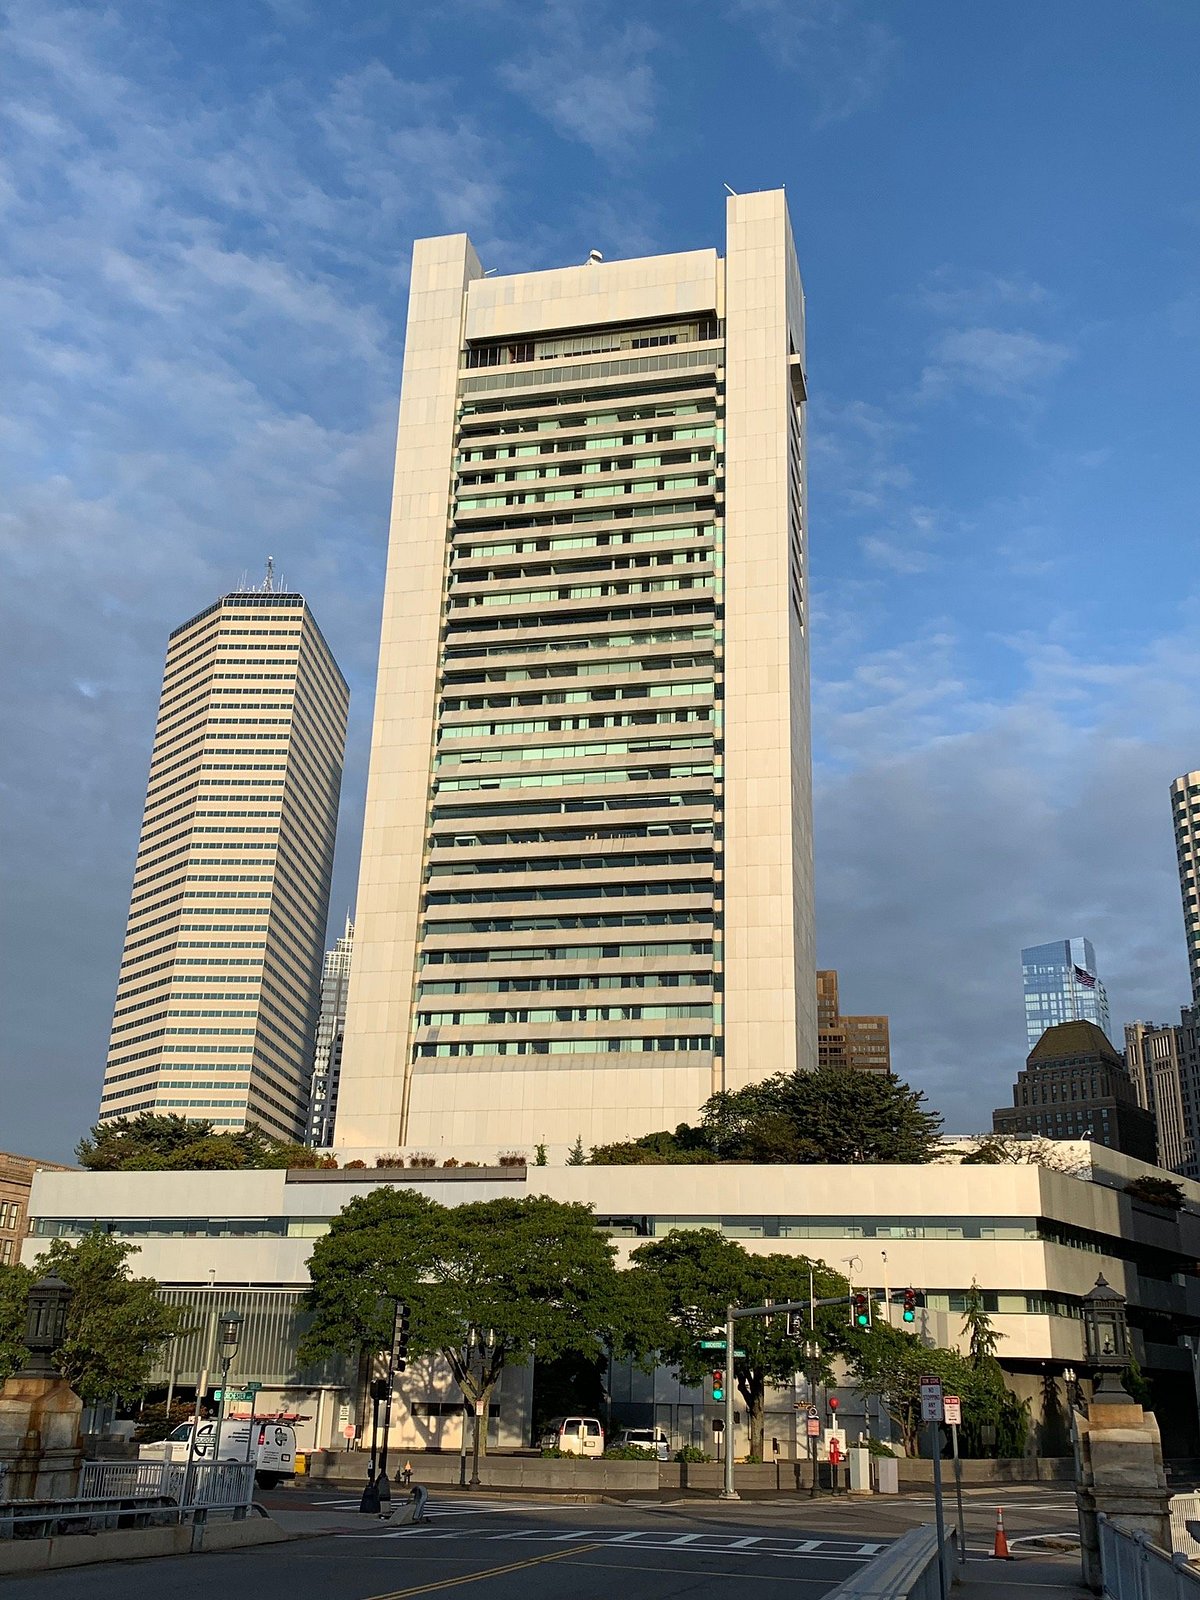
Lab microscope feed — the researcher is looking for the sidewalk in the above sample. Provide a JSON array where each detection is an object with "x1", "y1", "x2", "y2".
[{"x1": 958, "y1": 1551, "x2": 1086, "y2": 1595}]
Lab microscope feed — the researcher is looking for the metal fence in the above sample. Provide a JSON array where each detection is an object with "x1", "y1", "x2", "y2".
[
  {"x1": 78, "y1": 1460, "x2": 255, "y2": 1511},
  {"x1": 1171, "y1": 1496, "x2": 1200, "y2": 1563},
  {"x1": 1099, "y1": 1513, "x2": 1200, "y2": 1599},
  {"x1": 0, "y1": 1461, "x2": 255, "y2": 1540}
]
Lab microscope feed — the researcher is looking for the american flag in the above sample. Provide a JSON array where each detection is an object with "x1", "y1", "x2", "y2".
[{"x1": 1074, "y1": 965, "x2": 1097, "y2": 989}]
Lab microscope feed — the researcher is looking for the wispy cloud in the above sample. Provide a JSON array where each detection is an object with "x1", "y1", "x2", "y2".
[
  {"x1": 728, "y1": 0, "x2": 897, "y2": 124},
  {"x1": 916, "y1": 268, "x2": 1050, "y2": 318},
  {"x1": 919, "y1": 326, "x2": 1073, "y2": 400},
  {"x1": 499, "y1": 1, "x2": 659, "y2": 156}
]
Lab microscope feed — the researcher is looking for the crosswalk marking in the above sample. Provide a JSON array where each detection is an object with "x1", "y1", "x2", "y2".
[{"x1": 368, "y1": 1523, "x2": 882, "y2": 1561}]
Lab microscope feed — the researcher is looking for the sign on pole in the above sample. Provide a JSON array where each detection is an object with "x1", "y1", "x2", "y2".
[
  {"x1": 943, "y1": 1395, "x2": 962, "y2": 1427},
  {"x1": 806, "y1": 1416, "x2": 821, "y2": 1437},
  {"x1": 919, "y1": 1374, "x2": 944, "y2": 1423}
]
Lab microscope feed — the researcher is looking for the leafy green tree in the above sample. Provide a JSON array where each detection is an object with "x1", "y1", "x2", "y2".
[
  {"x1": 961, "y1": 1280, "x2": 1001, "y2": 1365},
  {"x1": 845, "y1": 1323, "x2": 970, "y2": 1456},
  {"x1": 702, "y1": 1069, "x2": 942, "y2": 1164},
  {"x1": 299, "y1": 1187, "x2": 445, "y2": 1367},
  {"x1": 77, "y1": 1114, "x2": 319, "y2": 1171},
  {"x1": 300, "y1": 1190, "x2": 623, "y2": 1460},
  {"x1": 589, "y1": 1127, "x2": 716, "y2": 1164},
  {"x1": 0, "y1": 1263, "x2": 32, "y2": 1378},
  {"x1": 0, "y1": 1234, "x2": 184, "y2": 1403},
  {"x1": 587, "y1": 1070, "x2": 941, "y2": 1166},
  {"x1": 628, "y1": 1229, "x2": 846, "y2": 1460},
  {"x1": 566, "y1": 1136, "x2": 586, "y2": 1166}
]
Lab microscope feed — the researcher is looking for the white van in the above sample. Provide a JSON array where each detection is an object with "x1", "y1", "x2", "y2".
[
  {"x1": 537, "y1": 1416, "x2": 604, "y2": 1457},
  {"x1": 614, "y1": 1426, "x2": 671, "y2": 1461},
  {"x1": 139, "y1": 1420, "x2": 297, "y2": 1486}
]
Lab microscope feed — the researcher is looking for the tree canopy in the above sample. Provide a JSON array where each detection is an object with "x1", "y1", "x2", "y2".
[
  {"x1": 300, "y1": 1189, "x2": 623, "y2": 1457},
  {"x1": 590, "y1": 1067, "x2": 942, "y2": 1165},
  {"x1": 627, "y1": 1229, "x2": 847, "y2": 1459},
  {"x1": 77, "y1": 1113, "x2": 322, "y2": 1171},
  {"x1": 0, "y1": 1232, "x2": 184, "y2": 1403}
]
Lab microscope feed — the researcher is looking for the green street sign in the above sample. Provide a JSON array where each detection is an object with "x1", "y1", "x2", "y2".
[
  {"x1": 224, "y1": 1387, "x2": 260, "y2": 1403},
  {"x1": 699, "y1": 1340, "x2": 745, "y2": 1355}
]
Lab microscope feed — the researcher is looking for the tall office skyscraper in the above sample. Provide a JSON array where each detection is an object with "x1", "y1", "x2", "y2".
[
  {"x1": 1171, "y1": 772, "x2": 1200, "y2": 1005},
  {"x1": 307, "y1": 915, "x2": 354, "y2": 1147},
  {"x1": 100, "y1": 581, "x2": 349, "y2": 1140},
  {"x1": 338, "y1": 190, "x2": 815, "y2": 1153},
  {"x1": 1021, "y1": 938, "x2": 1111, "y2": 1052},
  {"x1": 1126, "y1": 1010, "x2": 1200, "y2": 1180}
]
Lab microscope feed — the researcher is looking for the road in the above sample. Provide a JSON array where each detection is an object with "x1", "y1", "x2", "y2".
[{"x1": 0, "y1": 1482, "x2": 1084, "y2": 1598}]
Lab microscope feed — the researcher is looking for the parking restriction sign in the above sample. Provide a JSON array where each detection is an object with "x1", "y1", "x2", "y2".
[{"x1": 919, "y1": 1375, "x2": 944, "y2": 1423}]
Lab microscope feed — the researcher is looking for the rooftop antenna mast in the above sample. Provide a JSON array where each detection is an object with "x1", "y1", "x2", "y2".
[{"x1": 262, "y1": 555, "x2": 276, "y2": 594}]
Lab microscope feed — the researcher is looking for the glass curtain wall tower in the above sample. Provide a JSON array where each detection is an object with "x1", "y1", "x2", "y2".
[
  {"x1": 338, "y1": 191, "x2": 815, "y2": 1154},
  {"x1": 99, "y1": 586, "x2": 348, "y2": 1139},
  {"x1": 1021, "y1": 937, "x2": 1111, "y2": 1052}
]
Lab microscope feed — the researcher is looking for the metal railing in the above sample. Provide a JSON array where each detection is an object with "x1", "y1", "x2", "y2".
[
  {"x1": 1171, "y1": 1495, "x2": 1200, "y2": 1563},
  {"x1": 0, "y1": 1461, "x2": 255, "y2": 1541},
  {"x1": 79, "y1": 1459, "x2": 255, "y2": 1512},
  {"x1": 1099, "y1": 1513, "x2": 1200, "y2": 1599}
]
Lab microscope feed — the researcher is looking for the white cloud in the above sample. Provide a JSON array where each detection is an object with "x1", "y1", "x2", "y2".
[
  {"x1": 815, "y1": 625, "x2": 1200, "y2": 1131},
  {"x1": 499, "y1": 2, "x2": 659, "y2": 156},
  {"x1": 919, "y1": 326, "x2": 1073, "y2": 400},
  {"x1": 0, "y1": 0, "x2": 517, "y2": 1156},
  {"x1": 917, "y1": 269, "x2": 1050, "y2": 318}
]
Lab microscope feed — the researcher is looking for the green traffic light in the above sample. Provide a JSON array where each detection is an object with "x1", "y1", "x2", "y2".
[
  {"x1": 856, "y1": 1313, "x2": 869, "y2": 1327},
  {"x1": 902, "y1": 1308, "x2": 915, "y2": 1323}
]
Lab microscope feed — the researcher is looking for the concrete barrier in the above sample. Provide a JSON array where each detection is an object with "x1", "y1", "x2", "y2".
[
  {"x1": 822, "y1": 1524, "x2": 955, "y2": 1599},
  {"x1": 0, "y1": 1515, "x2": 291, "y2": 1576},
  {"x1": 894, "y1": 1456, "x2": 1072, "y2": 1486},
  {"x1": 308, "y1": 1453, "x2": 661, "y2": 1492}
]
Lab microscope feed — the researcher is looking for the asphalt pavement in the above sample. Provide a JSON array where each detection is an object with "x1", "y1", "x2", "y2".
[{"x1": 0, "y1": 1481, "x2": 1088, "y2": 1598}]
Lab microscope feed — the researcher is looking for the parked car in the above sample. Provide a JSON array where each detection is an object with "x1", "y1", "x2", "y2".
[
  {"x1": 613, "y1": 1426, "x2": 671, "y2": 1461},
  {"x1": 537, "y1": 1416, "x2": 604, "y2": 1456},
  {"x1": 138, "y1": 1420, "x2": 297, "y2": 1486}
]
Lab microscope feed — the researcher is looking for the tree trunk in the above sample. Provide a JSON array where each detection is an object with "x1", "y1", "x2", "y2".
[{"x1": 740, "y1": 1372, "x2": 766, "y2": 1461}]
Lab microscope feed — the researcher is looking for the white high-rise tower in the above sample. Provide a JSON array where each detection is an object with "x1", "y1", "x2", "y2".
[{"x1": 338, "y1": 190, "x2": 814, "y2": 1155}]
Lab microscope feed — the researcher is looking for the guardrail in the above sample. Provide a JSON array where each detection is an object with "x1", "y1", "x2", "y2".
[
  {"x1": 1099, "y1": 1512, "x2": 1200, "y2": 1599},
  {"x1": 820, "y1": 1524, "x2": 954, "y2": 1600}
]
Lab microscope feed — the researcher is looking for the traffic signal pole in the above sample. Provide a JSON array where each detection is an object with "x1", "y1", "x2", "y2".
[
  {"x1": 717, "y1": 1293, "x2": 850, "y2": 1502},
  {"x1": 720, "y1": 1305, "x2": 737, "y2": 1499}
]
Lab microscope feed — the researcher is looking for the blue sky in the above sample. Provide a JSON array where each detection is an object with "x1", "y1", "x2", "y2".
[{"x1": 2, "y1": 0, "x2": 1199, "y2": 1161}]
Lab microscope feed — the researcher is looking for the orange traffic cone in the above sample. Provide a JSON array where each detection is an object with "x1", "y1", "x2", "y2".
[{"x1": 991, "y1": 1506, "x2": 1013, "y2": 1560}]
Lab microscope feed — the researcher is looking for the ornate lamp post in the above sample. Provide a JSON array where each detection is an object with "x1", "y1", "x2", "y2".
[
  {"x1": 1081, "y1": 1274, "x2": 1133, "y2": 1406},
  {"x1": 214, "y1": 1310, "x2": 244, "y2": 1436},
  {"x1": 19, "y1": 1273, "x2": 72, "y2": 1377}
]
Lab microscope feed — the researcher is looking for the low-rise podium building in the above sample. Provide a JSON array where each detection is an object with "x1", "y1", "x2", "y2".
[{"x1": 23, "y1": 1146, "x2": 1200, "y2": 1460}]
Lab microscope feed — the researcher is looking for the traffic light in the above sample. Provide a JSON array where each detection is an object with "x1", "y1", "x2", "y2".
[
  {"x1": 853, "y1": 1293, "x2": 870, "y2": 1329},
  {"x1": 902, "y1": 1288, "x2": 917, "y2": 1323},
  {"x1": 712, "y1": 1369, "x2": 725, "y2": 1402},
  {"x1": 393, "y1": 1301, "x2": 411, "y2": 1374}
]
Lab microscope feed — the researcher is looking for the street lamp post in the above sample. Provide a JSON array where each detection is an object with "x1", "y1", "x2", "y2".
[
  {"x1": 214, "y1": 1311, "x2": 244, "y2": 1442},
  {"x1": 18, "y1": 1273, "x2": 72, "y2": 1377},
  {"x1": 1081, "y1": 1274, "x2": 1133, "y2": 1407}
]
